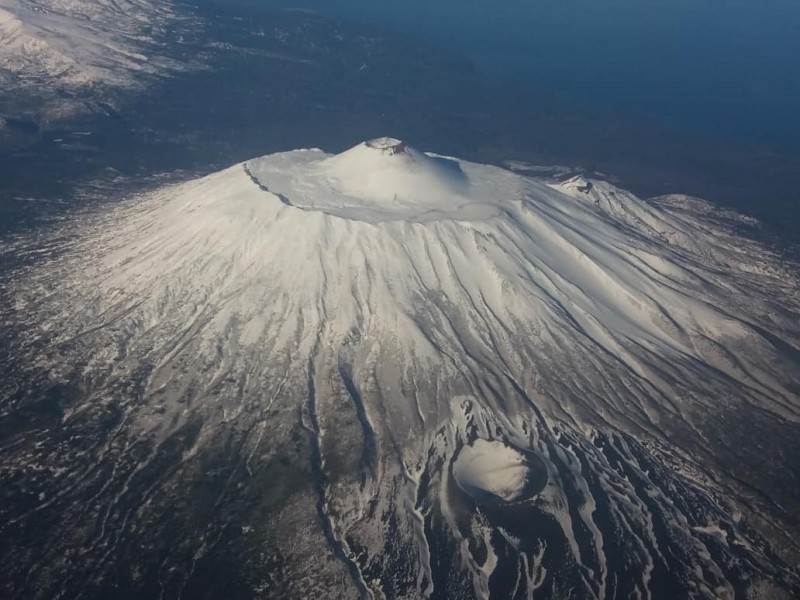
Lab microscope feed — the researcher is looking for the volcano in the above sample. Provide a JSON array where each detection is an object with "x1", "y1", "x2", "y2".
[{"x1": 2, "y1": 139, "x2": 800, "y2": 599}]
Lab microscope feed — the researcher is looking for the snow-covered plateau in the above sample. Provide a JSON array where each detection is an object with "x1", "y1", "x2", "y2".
[{"x1": 1, "y1": 139, "x2": 800, "y2": 598}]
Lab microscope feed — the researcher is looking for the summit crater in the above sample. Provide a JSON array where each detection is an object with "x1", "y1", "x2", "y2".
[{"x1": 245, "y1": 138, "x2": 503, "y2": 222}]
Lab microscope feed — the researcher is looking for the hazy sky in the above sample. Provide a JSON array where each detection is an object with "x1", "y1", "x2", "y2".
[{"x1": 249, "y1": 0, "x2": 800, "y2": 148}]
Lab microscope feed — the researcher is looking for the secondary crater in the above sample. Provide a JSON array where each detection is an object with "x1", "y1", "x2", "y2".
[{"x1": 453, "y1": 438, "x2": 548, "y2": 505}]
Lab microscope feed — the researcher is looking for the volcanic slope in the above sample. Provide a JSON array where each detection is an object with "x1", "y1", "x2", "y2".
[{"x1": 2, "y1": 138, "x2": 800, "y2": 599}]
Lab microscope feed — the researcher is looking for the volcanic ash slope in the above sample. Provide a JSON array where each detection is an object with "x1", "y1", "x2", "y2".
[{"x1": 3, "y1": 138, "x2": 800, "y2": 599}]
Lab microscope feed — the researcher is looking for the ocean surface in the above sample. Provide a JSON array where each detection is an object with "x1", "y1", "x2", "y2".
[{"x1": 248, "y1": 0, "x2": 800, "y2": 150}]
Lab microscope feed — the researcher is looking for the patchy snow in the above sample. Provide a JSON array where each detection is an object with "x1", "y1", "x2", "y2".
[{"x1": 0, "y1": 0, "x2": 191, "y2": 91}]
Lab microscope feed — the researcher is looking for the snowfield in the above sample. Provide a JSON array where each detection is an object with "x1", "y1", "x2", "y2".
[{"x1": 2, "y1": 139, "x2": 800, "y2": 598}]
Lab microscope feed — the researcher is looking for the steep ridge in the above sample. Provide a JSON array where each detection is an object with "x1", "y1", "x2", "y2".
[{"x1": 1, "y1": 140, "x2": 799, "y2": 598}]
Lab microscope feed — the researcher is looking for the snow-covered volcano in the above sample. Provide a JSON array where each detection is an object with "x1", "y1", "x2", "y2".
[{"x1": 2, "y1": 139, "x2": 800, "y2": 599}]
